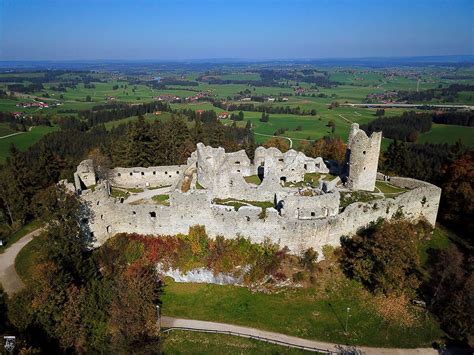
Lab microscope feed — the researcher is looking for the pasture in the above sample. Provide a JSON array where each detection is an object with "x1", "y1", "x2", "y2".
[{"x1": 0, "y1": 125, "x2": 58, "y2": 162}]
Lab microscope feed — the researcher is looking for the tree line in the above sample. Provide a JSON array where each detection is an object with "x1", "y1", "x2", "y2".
[
  {"x1": 213, "y1": 101, "x2": 317, "y2": 116},
  {"x1": 362, "y1": 111, "x2": 432, "y2": 142}
]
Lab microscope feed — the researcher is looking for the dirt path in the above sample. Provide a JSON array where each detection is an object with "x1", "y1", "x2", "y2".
[
  {"x1": 0, "y1": 126, "x2": 34, "y2": 140},
  {"x1": 0, "y1": 228, "x2": 43, "y2": 294},
  {"x1": 338, "y1": 114, "x2": 354, "y2": 124},
  {"x1": 0, "y1": 131, "x2": 25, "y2": 140},
  {"x1": 161, "y1": 316, "x2": 436, "y2": 354}
]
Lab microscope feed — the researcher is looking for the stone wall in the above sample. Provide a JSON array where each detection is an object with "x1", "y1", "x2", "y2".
[
  {"x1": 81, "y1": 176, "x2": 441, "y2": 257},
  {"x1": 75, "y1": 139, "x2": 441, "y2": 258},
  {"x1": 109, "y1": 165, "x2": 188, "y2": 188}
]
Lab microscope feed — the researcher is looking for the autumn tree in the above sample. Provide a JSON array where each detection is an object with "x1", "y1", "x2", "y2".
[
  {"x1": 264, "y1": 137, "x2": 289, "y2": 152},
  {"x1": 339, "y1": 219, "x2": 428, "y2": 295},
  {"x1": 423, "y1": 246, "x2": 474, "y2": 342},
  {"x1": 440, "y1": 150, "x2": 474, "y2": 245}
]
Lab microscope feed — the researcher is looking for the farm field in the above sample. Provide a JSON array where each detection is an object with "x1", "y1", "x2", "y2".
[
  {"x1": 418, "y1": 123, "x2": 474, "y2": 147},
  {"x1": 0, "y1": 125, "x2": 58, "y2": 162}
]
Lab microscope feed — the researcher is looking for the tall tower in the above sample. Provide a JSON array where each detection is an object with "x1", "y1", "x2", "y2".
[{"x1": 344, "y1": 123, "x2": 382, "y2": 191}]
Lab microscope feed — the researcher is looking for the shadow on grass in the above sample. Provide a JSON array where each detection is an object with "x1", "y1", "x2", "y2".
[{"x1": 327, "y1": 302, "x2": 346, "y2": 333}]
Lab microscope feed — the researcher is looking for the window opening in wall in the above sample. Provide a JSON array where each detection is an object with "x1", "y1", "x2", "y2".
[
  {"x1": 117, "y1": 173, "x2": 121, "y2": 177},
  {"x1": 129, "y1": 172, "x2": 133, "y2": 176},
  {"x1": 279, "y1": 158, "x2": 284, "y2": 162},
  {"x1": 237, "y1": 169, "x2": 241, "y2": 173},
  {"x1": 304, "y1": 164, "x2": 307, "y2": 170},
  {"x1": 363, "y1": 151, "x2": 366, "y2": 155},
  {"x1": 120, "y1": 197, "x2": 124, "y2": 203},
  {"x1": 176, "y1": 171, "x2": 179, "y2": 174},
  {"x1": 280, "y1": 176, "x2": 287, "y2": 183},
  {"x1": 106, "y1": 226, "x2": 111, "y2": 233},
  {"x1": 246, "y1": 216, "x2": 250, "y2": 221},
  {"x1": 235, "y1": 161, "x2": 240, "y2": 164},
  {"x1": 141, "y1": 172, "x2": 145, "y2": 176},
  {"x1": 90, "y1": 232, "x2": 94, "y2": 239},
  {"x1": 132, "y1": 211, "x2": 136, "y2": 215},
  {"x1": 149, "y1": 211, "x2": 156, "y2": 218},
  {"x1": 311, "y1": 212, "x2": 316, "y2": 217},
  {"x1": 97, "y1": 201, "x2": 100, "y2": 205},
  {"x1": 153, "y1": 171, "x2": 156, "y2": 175},
  {"x1": 100, "y1": 214, "x2": 103, "y2": 220},
  {"x1": 165, "y1": 171, "x2": 167, "y2": 174}
]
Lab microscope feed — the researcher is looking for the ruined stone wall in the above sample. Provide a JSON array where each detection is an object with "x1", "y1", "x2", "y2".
[
  {"x1": 109, "y1": 165, "x2": 187, "y2": 188},
  {"x1": 277, "y1": 190, "x2": 340, "y2": 219},
  {"x1": 82, "y1": 177, "x2": 441, "y2": 257}
]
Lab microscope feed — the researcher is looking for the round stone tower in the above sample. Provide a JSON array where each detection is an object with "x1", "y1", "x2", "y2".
[{"x1": 344, "y1": 123, "x2": 382, "y2": 191}]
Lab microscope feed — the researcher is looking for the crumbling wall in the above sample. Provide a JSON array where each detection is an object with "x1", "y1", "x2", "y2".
[
  {"x1": 75, "y1": 159, "x2": 96, "y2": 189},
  {"x1": 277, "y1": 190, "x2": 340, "y2": 219},
  {"x1": 82, "y1": 177, "x2": 441, "y2": 256},
  {"x1": 110, "y1": 165, "x2": 187, "y2": 188}
]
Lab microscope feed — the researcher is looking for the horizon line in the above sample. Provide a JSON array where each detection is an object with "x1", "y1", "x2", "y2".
[{"x1": 1, "y1": 54, "x2": 474, "y2": 63}]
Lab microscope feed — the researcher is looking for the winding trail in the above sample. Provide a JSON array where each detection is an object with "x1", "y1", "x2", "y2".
[
  {"x1": 161, "y1": 317, "x2": 436, "y2": 354},
  {"x1": 0, "y1": 126, "x2": 34, "y2": 140},
  {"x1": 0, "y1": 228, "x2": 43, "y2": 294},
  {"x1": 1, "y1": 230, "x2": 438, "y2": 354}
]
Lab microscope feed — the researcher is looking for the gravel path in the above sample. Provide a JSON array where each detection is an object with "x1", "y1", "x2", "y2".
[
  {"x1": 0, "y1": 228, "x2": 43, "y2": 294},
  {"x1": 161, "y1": 316, "x2": 437, "y2": 354}
]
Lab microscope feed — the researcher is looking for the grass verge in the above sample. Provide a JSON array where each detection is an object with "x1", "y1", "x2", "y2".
[
  {"x1": 161, "y1": 330, "x2": 312, "y2": 354},
  {"x1": 161, "y1": 278, "x2": 443, "y2": 348},
  {"x1": 0, "y1": 220, "x2": 43, "y2": 254}
]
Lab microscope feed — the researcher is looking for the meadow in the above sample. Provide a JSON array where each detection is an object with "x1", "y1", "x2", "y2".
[
  {"x1": 0, "y1": 65, "x2": 472, "y2": 164},
  {"x1": 0, "y1": 125, "x2": 58, "y2": 162}
]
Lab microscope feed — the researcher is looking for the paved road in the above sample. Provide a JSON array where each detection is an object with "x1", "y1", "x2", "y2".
[
  {"x1": 161, "y1": 316, "x2": 437, "y2": 354},
  {"x1": 0, "y1": 228, "x2": 43, "y2": 294},
  {"x1": 343, "y1": 103, "x2": 474, "y2": 110}
]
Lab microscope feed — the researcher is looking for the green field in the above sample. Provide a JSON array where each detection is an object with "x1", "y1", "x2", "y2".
[
  {"x1": 161, "y1": 330, "x2": 311, "y2": 354},
  {"x1": 161, "y1": 280, "x2": 442, "y2": 348},
  {"x1": 0, "y1": 125, "x2": 59, "y2": 163},
  {"x1": 418, "y1": 123, "x2": 474, "y2": 147}
]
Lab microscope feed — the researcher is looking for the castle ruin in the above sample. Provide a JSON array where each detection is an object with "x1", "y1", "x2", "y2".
[{"x1": 71, "y1": 124, "x2": 441, "y2": 256}]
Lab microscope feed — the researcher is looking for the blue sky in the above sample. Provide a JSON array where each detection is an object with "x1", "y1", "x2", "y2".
[{"x1": 0, "y1": 0, "x2": 472, "y2": 60}]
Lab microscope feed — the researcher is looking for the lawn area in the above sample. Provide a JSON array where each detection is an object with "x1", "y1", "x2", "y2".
[
  {"x1": 15, "y1": 231, "x2": 47, "y2": 283},
  {"x1": 161, "y1": 330, "x2": 311, "y2": 354},
  {"x1": 212, "y1": 198, "x2": 274, "y2": 211},
  {"x1": 0, "y1": 123, "x2": 16, "y2": 137},
  {"x1": 103, "y1": 112, "x2": 172, "y2": 130},
  {"x1": 375, "y1": 181, "x2": 408, "y2": 196},
  {"x1": 152, "y1": 194, "x2": 170, "y2": 205},
  {"x1": 0, "y1": 220, "x2": 43, "y2": 254},
  {"x1": 339, "y1": 191, "x2": 381, "y2": 210},
  {"x1": 0, "y1": 125, "x2": 58, "y2": 163},
  {"x1": 244, "y1": 175, "x2": 262, "y2": 185},
  {"x1": 110, "y1": 187, "x2": 130, "y2": 199},
  {"x1": 418, "y1": 123, "x2": 474, "y2": 147},
  {"x1": 418, "y1": 225, "x2": 454, "y2": 265},
  {"x1": 161, "y1": 279, "x2": 443, "y2": 348}
]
